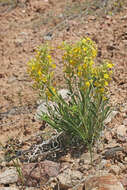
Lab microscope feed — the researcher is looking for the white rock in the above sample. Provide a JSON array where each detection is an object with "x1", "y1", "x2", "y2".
[
  {"x1": 35, "y1": 89, "x2": 69, "y2": 120},
  {"x1": 35, "y1": 101, "x2": 56, "y2": 120},
  {"x1": 0, "y1": 168, "x2": 18, "y2": 184},
  {"x1": 58, "y1": 89, "x2": 69, "y2": 100}
]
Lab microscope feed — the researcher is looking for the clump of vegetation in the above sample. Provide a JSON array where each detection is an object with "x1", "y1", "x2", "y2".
[{"x1": 27, "y1": 38, "x2": 113, "y2": 161}]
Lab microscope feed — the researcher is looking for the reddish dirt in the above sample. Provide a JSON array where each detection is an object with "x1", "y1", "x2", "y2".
[{"x1": 0, "y1": 0, "x2": 127, "y2": 189}]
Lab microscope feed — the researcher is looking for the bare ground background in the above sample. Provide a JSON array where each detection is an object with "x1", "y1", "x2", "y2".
[{"x1": 0, "y1": 0, "x2": 127, "y2": 189}]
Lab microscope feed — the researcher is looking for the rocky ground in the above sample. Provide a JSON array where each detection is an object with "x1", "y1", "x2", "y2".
[{"x1": 0, "y1": 0, "x2": 127, "y2": 189}]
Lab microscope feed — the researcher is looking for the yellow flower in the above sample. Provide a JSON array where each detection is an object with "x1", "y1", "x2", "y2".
[
  {"x1": 83, "y1": 47, "x2": 87, "y2": 52},
  {"x1": 46, "y1": 87, "x2": 56, "y2": 100},
  {"x1": 91, "y1": 67, "x2": 97, "y2": 75},
  {"x1": 86, "y1": 37, "x2": 91, "y2": 41},
  {"x1": 46, "y1": 90, "x2": 51, "y2": 99},
  {"x1": 103, "y1": 96, "x2": 107, "y2": 101},
  {"x1": 36, "y1": 51, "x2": 41, "y2": 56},
  {"x1": 51, "y1": 87, "x2": 56, "y2": 94},
  {"x1": 38, "y1": 70, "x2": 42, "y2": 76},
  {"x1": 104, "y1": 81, "x2": 108, "y2": 86},
  {"x1": 82, "y1": 39, "x2": 86, "y2": 44},
  {"x1": 70, "y1": 60, "x2": 75, "y2": 65},
  {"x1": 107, "y1": 63, "x2": 113, "y2": 68},
  {"x1": 32, "y1": 65, "x2": 35, "y2": 70},
  {"x1": 77, "y1": 71, "x2": 82, "y2": 77},
  {"x1": 47, "y1": 55, "x2": 51, "y2": 59},
  {"x1": 109, "y1": 70, "x2": 113, "y2": 74},
  {"x1": 92, "y1": 48, "x2": 97, "y2": 58},
  {"x1": 78, "y1": 65, "x2": 82, "y2": 71},
  {"x1": 51, "y1": 64, "x2": 56, "y2": 68},
  {"x1": 47, "y1": 55, "x2": 52, "y2": 63},
  {"x1": 99, "y1": 88, "x2": 104, "y2": 93},
  {"x1": 85, "y1": 81, "x2": 90, "y2": 87},
  {"x1": 83, "y1": 64, "x2": 87, "y2": 69},
  {"x1": 74, "y1": 48, "x2": 78, "y2": 53},
  {"x1": 89, "y1": 60, "x2": 94, "y2": 66},
  {"x1": 94, "y1": 81, "x2": 99, "y2": 87},
  {"x1": 89, "y1": 79, "x2": 93, "y2": 84},
  {"x1": 104, "y1": 74, "x2": 109, "y2": 79},
  {"x1": 62, "y1": 56, "x2": 65, "y2": 60},
  {"x1": 50, "y1": 71, "x2": 54, "y2": 78},
  {"x1": 41, "y1": 76, "x2": 47, "y2": 83}
]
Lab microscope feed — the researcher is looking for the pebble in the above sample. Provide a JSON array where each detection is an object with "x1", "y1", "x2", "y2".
[
  {"x1": 84, "y1": 174, "x2": 124, "y2": 190},
  {"x1": 0, "y1": 168, "x2": 18, "y2": 184},
  {"x1": 117, "y1": 125, "x2": 126, "y2": 137}
]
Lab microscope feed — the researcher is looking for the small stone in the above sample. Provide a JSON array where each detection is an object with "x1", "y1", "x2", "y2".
[
  {"x1": 123, "y1": 112, "x2": 127, "y2": 118},
  {"x1": 44, "y1": 34, "x2": 53, "y2": 41},
  {"x1": 80, "y1": 152, "x2": 98, "y2": 164},
  {"x1": 120, "y1": 103, "x2": 127, "y2": 113},
  {"x1": 89, "y1": 16, "x2": 96, "y2": 20},
  {"x1": 109, "y1": 165, "x2": 120, "y2": 175},
  {"x1": 58, "y1": 13, "x2": 64, "y2": 18},
  {"x1": 22, "y1": 161, "x2": 60, "y2": 186},
  {"x1": 123, "y1": 118, "x2": 127, "y2": 126},
  {"x1": 117, "y1": 125, "x2": 127, "y2": 137},
  {"x1": 85, "y1": 174, "x2": 124, "y2": 190},
  {"x1": 0, "y1": 168, "x2": 18, "y2": 184},
  {"x1": 104, "y1": 111, "x2": 118, "y2": 124},
  {"x1": 22, "y1": 160, "x2": 60, "y2": 178},
  {"x1": 22, "y1": 9, "x2": 26, "y2": 13},
  {"x1": 7, "y1": 76, "x2": 17, "y2": 84},
  {"x1": 57, "y1": 168, "x2": 83, "y2": 188},
  {"x1": 104, "y1": 131, "x2": 112, "y2": 142},
  {"x1": 97, "y1": 159, "x2": 109, "y2": 170},
  {"x1": 14, "y1": 38, "x2": 24, "y2": 46},
  {"x1": 121, "y1": 15, "x2": 127, "y2": 20},
  {"x1": 118, "y1": 162, "x2": 125, "y2": 170}
]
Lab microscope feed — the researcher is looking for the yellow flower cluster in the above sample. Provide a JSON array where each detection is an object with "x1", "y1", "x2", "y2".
[
  {"x1": 91, "y1": 61, "x2": 114, "y2": 99},
  {"x1": 27, "y1": 45, "x2": 56, "y2": 100},
  {"x1": 60, "y1": 38, "x2": 113, "y2": 99}
]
